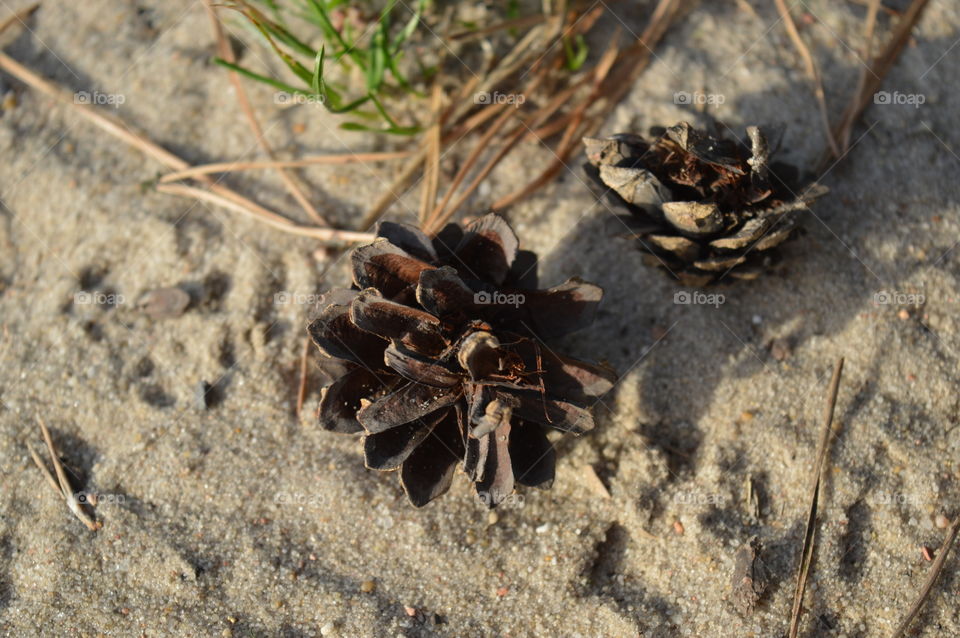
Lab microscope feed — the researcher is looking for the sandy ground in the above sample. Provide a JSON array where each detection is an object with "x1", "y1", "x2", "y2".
[{"x1": 1, "y1": 1, "x2": 960, "y2": 636}]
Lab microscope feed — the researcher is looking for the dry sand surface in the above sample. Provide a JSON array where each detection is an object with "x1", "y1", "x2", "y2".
[{"x1": 1, "y1": 1, "x2": 960, "y2": 636}]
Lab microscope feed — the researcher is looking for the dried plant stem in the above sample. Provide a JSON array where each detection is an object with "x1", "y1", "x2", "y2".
[
  {"x1": 157, "y1": 183, "x2": 373, "y2": 243},
  {"x1": 159, "y1": 152, "x2": 409, "y2": 183},
  {"x1": 0, "y1": 49, "x2": 372, "y2": 244},
  {"x1": 823, "y1": 0, "x2": 930, "y2": 170},
  {"x1": 28, "y1": 417, "x2": 98, "y2": 531},
  {"x1": 0, "y1": 2, "x2": 36, "y2": 34},
  {"x1": 774, "y1": 0, "x2": 840, "y2": 158},
  {"x1": 788, "y1": 358, "x2": 845, "y2": 638},
  {"x1": 202, "y1": 0, "x2": 328, "y2": 226},
  {"x1": 890, "y1": 516, "x2": 960, "y2": 638},
  {"x1": 418, "y1": 85, "x2": 444, "y2": 228}
]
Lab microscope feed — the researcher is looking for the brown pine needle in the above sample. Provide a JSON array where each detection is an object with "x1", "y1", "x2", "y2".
[
  {"x1": 788, "y1": 358, "x2": 845, "y2": 638},
  {"x1": 0, "y1": 46, "x2": 371, "y2": 244},
  {"x1": 890, "y1": 515, "x2": 960, "y2": 638},
  {"x1": 774, "y1": 0, "x2": 841, "y2": 159},
  {"x1": 158, "y1": 152, "x2": 409, "y2": 183},
  {"x1": 0, "y1": 2, "x2": 37, "y2": 34},
  {"x1": 823, "y1": 0, "x2": 930, "y2": 170},
  {"x1": 202, "y1": 0, "x2": 328, "y2": 226},
  {"x1": 28, "y1": 417, "x2": 98, "y2": 532},
  {"x1": 157, "y1": 183, "x2": 373, "y2": 243},
  {"x1": 418, "y1": 85, "x2": 444, "y2": 228}
]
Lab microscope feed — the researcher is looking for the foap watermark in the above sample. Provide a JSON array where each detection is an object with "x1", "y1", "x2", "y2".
[
  {"x1": 874, "y1": 90, "x2": 925, "y2": 108},
  {"x1": 274, "y1": 291, "x2": 323, "y2": 307},
  {"x1": 74, "y1": 90, "x2": 125, "y2": 108},
  {"x1": 874, "y1": 287, "x2": 925, "y2": 307},
  {"x1": 474, "y1": 91, "x2": 525, "y2": 106},
  {"x1": 673, "y1": 491, "x2": 726, "y2": 507},
  {"x1": 476, "y1": 490, "x2": 525, "y2": 509},
  {"x1": 74, "y1": 291, "x2": 125, "y2": 306},
  {"x1": 474, "y1": 290, "x2": 525, "y2": 308},
  {"x1": 274, "y1": 91, "x2": 326, "y2": 106},
  {"x1": 867, "y1": 492, "x2": 924, "y2": 507},
  {"x1": 674, "y1": 290, "x2": 725, "y2": 307},
  {"x1": 674, "y1": 91, "x2": 725, "y2": 106},
  {"x1": 74, "y1": 491, "x2": 125, "y2": 506}
]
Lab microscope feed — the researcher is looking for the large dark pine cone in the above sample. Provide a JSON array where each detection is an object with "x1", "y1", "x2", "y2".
[
  {"x1": 584, "y1": 122, "x2": 828, "y2": 286},
  {"x1": 308, "y1": 214, "x2": 616, "y2": 508}
]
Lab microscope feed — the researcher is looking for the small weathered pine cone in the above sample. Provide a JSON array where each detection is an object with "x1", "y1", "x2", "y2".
[
  {"x1": 584, "y1": 122, "x2": 828, "y2": 286},
  {"x1": 308, "y1": 214, "x2": 616, "y2": 507}
]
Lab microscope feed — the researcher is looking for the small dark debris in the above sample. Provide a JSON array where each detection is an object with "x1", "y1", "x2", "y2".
[
  {"x1": 138, "y1": 287, "x2": 190, "y2": 319},
  {"x1": 730, "y1": 535, "x2": 768, "y2": 616},
  {"x1": 140, "y1": 384, "x2": 175, "y2": 408},
  {"x1": 195, "y1": 380, "x2": 224, "y2": 410}
]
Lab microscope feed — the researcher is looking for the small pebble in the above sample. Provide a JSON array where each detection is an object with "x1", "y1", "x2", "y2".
[
  {"x1": 673, "y1": 520, "x2": 685, "y2": 535},
  {"x1": 535, "y1": 523, "x2": 550, "y2": 534},
  {"x1": 487, "y1": 512, "x2": 498, "y2": 526},
  {"x1": 360, "y1": 580, "x2": 376, "y2": 593},
  {"x1": 898, "y1": 308, "x2": 910, "y2": 321},
  {"x1": 138, "y1": 286, "x2": 191, "y2": 319},
  {"x1": 496, "y1": 586, "x2": 509, "y2": 597},
  {"x1": 320, "y1": 622, "x2": 337, "y2": 636},
  {"x1": 935, "y1": 513, "x2": 950, "y2": 529},
  {"x1": 403, "y1": 605, "x2": 417, "y2": 617},
  {"x1": 751, "y1": 315, "x2": 762, "y2": 325}
]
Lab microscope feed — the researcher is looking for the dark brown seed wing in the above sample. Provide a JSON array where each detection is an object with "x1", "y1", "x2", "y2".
[
  {"x1": 400, "y1": 412, "x2": 465, "y2": 507},
  {"x1": 375, "y1": 221, "x2": 438, "y2": 262},
  {"x1": 509, "y1": 422, "x2": 555, "y2": 488},
  {"x1": 350, "y1": 289, "x2": 446, "y2": 355},
  {"x1": 357, "y1": 381, "x2": 460, "y2": 433},
  {"x1": 318, "y1": 366, "x2": 383, "y2": 433},
  {"x1": 416, "y1": 266, "x2": 477, "y2": 317},
  {"x1": 453, "y1": 213, "x2": 519, "y2": 285},
  {"x1": 351, "y1": 239, "x2": 435, "y2": 298},
  {"x1": 476, "y1": 421, "x2": 515, "y2": 508},
  {"x1": 520, "y1": 278, "x2": 603, "y2": 339},
  {"x1": 308, "y1": 295, "x2": 388, "y2": 369},
  {"x1": 363, "y1": 415, "x2": 441, "y2": 471},
  {"x1": 384, "y1": 341, "x2": 460, "y2": 387}
]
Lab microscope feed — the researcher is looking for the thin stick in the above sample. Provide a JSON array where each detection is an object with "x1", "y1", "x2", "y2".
[
  {"x1": 158, "y1": 151, "x2": 409, "y2": 183},
  {"x1": 840, "y1": 0, "x2": 881, "y2": 152},
  {"x1": 157, "y1": 183, "x2": 374, "y2": 243},
  {"x1": 823, "y1": 0, "x2": 930, "y2": 170},
  {"x1": 788, "y1": 358, "x2": 845, "y2": 638},
  {"x1": 31, "y1": 417, "x2": 98, "y2": 531},
  {"x1": 419, "y1": 84, "x2": 443, "y2": 228},
  {"x1": 202, "y1": 0, "x2": 328, "y2": 226},
  {"x1": 0, "y1": 2, "x2": 37, "y2": 34},
  {"x1": 296, "y1": 338, "x2": 310, "y2": 418},
  {"x1": 890, "y1": 515, "x2": 960, "y2": 637},
  {"x1": 492, "y1": 29, "x2": 622, "y2": 210},
  {"x1": 774, "y1": 0, "x2": 840, "y2": 158},
  {"x1": 0, "y1": 49, "x2": 369, "y2": 243}
]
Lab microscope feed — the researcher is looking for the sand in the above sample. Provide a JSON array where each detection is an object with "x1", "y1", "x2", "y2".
[{"x1": 1, "y1": 0, "x2": 959, "y2": 636}]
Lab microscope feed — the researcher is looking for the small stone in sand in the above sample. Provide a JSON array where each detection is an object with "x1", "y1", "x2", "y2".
[
  {"x1": 898, "y1": 308, "x2": 910, "y2": 320},
  {"x1": 673, "y1": 520, "x2": 685, "y2": 535},
  {"x1": 320, "y1": 622, "x2": 337, "y2": 636},
  {"x1": 403, "y1": 605, "x2": 417, "y2": 617},
  {"x1": 138, "y1": 286, "x2": 190, "y2": 319},
  {"x1": 360, "y1": 580, "x2": 376, "y2": 593},
  {"x1": 935, "y1": 513, "x2": 950, "y2": 529}
]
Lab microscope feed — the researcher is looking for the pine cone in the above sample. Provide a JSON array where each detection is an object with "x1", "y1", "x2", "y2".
[
  {"x1": 308, "y1": 214, "x2": 616, "y2": 508},
  {"x1": 584, "y1": 122, "x2": 827, "y2": 286}
]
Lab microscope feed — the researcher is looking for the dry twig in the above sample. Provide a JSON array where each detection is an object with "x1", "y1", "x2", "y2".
[
  {"x1": 28, "y1": 417, "x2": 98, "y2": 531},
  {"x1": 788, "y1": 358, "x2": 844, "y2": 638}
]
